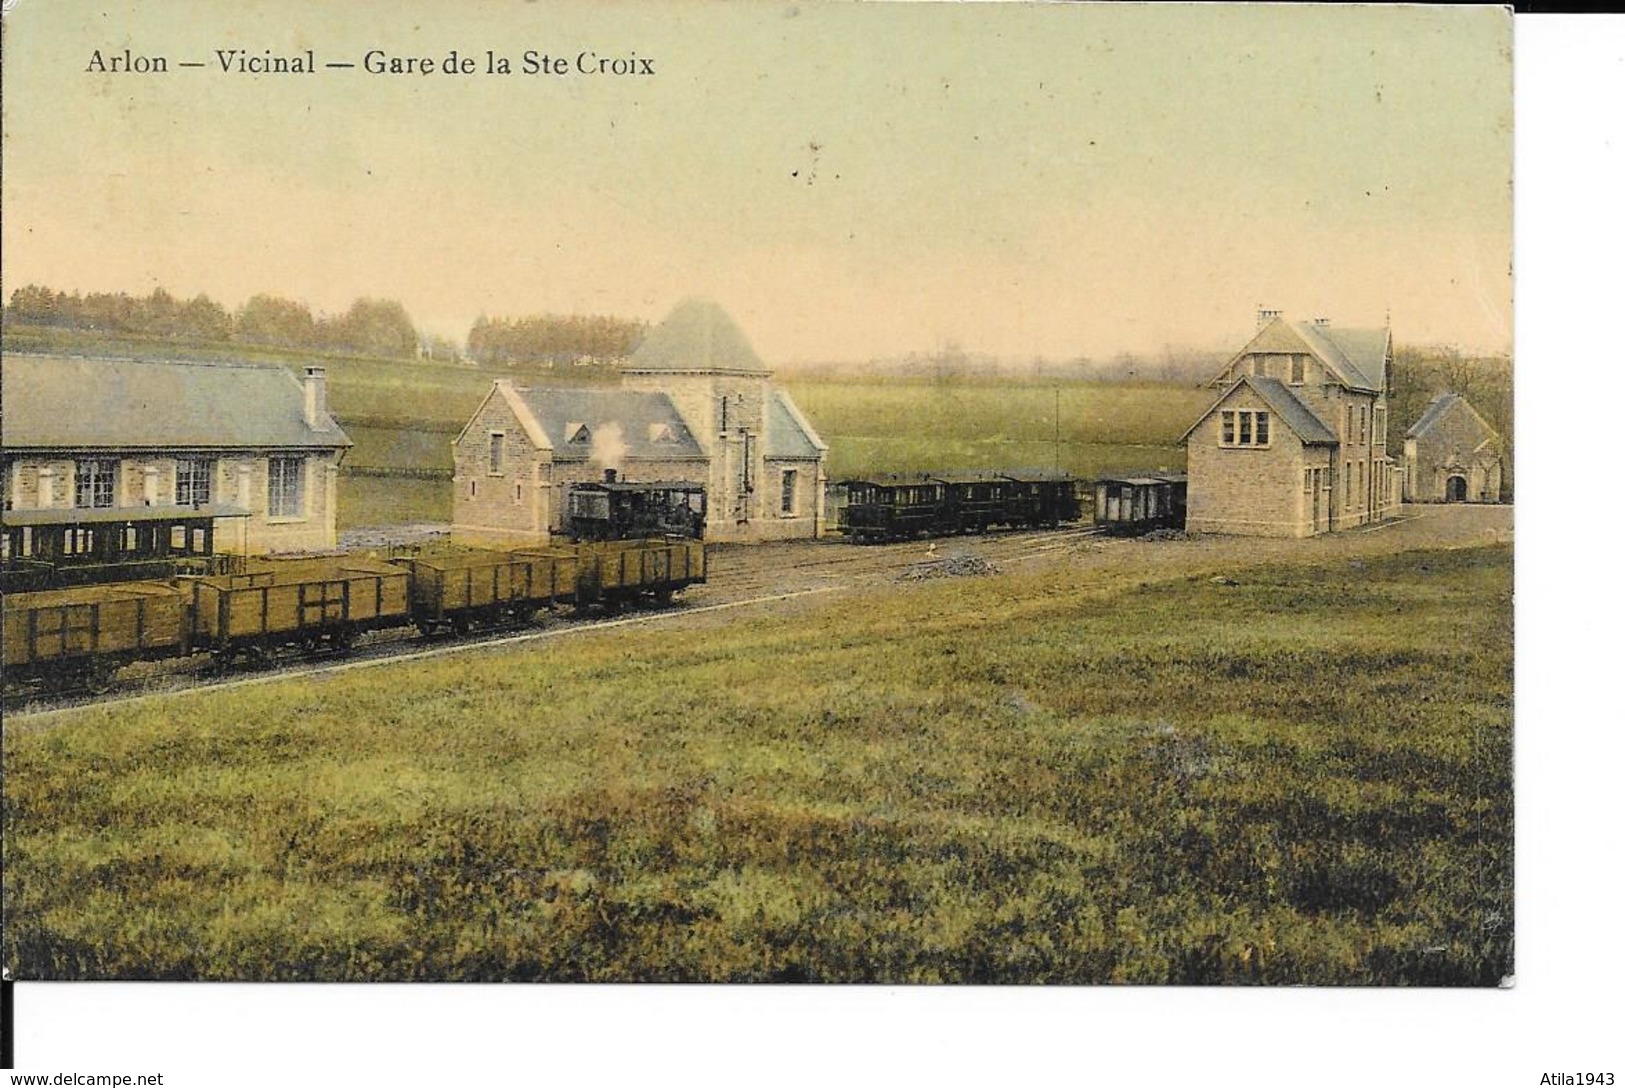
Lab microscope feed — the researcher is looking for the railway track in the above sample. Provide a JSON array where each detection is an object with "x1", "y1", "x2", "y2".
[{"x1": 5, "y1": 524, "x2": 1107, "y2": 720}]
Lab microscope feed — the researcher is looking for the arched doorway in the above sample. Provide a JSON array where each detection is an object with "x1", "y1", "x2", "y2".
[{"x1": 1445, "y1": 475, "x2": 1468, "y2": 502}]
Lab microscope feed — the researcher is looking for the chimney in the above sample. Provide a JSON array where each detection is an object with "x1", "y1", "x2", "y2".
[
  {"x1": 604, "y1": 468, "x2": 618, "y2": 484},
  {"x1": 303, "y1": 366, "x2": 329, "y2": 430},
  {"x1": 1256, "y1": 307, "x2": 1283, "y2": 330}
]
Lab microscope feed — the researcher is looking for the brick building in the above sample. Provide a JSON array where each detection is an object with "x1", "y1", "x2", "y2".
[
  {"x1": 1, "y1": 355, "x2": 350, "y2": 560},
  {"x1": 452, "y1": 299, "x2": 828, "y2": 545},
  {"x1": 1180, "y1": 312, "x2": 1400, "y2": 537},
  {"x1": 1402, "y1": 392, "x2": 1504, "y2": 503}
]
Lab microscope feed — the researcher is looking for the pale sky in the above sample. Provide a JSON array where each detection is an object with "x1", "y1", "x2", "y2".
[{"x1": 1, "y1": 2, "x2": 1512, "y2": 362}]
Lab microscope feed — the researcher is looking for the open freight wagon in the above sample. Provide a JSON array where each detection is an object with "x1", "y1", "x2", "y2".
[
  {"x1": 182, "y1": 557, "x2": 411, "y2": 661},
  {"x1": 2, "y1": 580, "x2": 190, "y2": 692}
]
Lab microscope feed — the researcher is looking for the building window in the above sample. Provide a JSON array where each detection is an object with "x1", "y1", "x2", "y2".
[
  {"x1": 489, "y1": 432, "x2": 506, "y2": 475},
  {"x1": 1289, "y1": 356, "x2": 1305, "y2": 384},
  {"x1": 781, "y1": 470, "x2": 797, "y2": 515},
  {"x1": 1345, "y1": 404, "x2": 1355, "y2": 441},
  {"x1": 176, "y1": 458, "x2": 214, "y2": 507},
  {"x1": 268, "y1": 456, "x2": 305, "y2": 518},
  {"x1": 514, "y1": 483, "x2": 523, "y2": 504},
  {"x1": 1251, "y1": 356, "x2": 1266, "y2": 377},
  {"x1": 1345, "y1": 462, "x2": 1353, "y2": 509},
  {"x1": 1359, "y1": 406, "x2": 1368, "y2": 445},
  {"x1": 1374, "y1": 407, "x2": 1386, "y2": 446},
  {"x1": 1303, "y1": 468, "x2": 1313, "y2": 494},
  {"x1": 1221, "y1": 410, "x2": 1270, "y2": 448},
  {"x1": 74, "y1": 459, "x2": 117, "y2": 509}
]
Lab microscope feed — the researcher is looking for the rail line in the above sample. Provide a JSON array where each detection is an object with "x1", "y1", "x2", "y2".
[
  {"x1": 6, "y1": 525, "x2": 1111, "y2": 721},
  {"x1": 7, "y1": 585, "x2": 842, "y2": 726}
]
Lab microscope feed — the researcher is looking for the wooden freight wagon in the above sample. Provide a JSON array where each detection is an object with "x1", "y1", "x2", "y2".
[
  {"x1": 556, "y1": 538, "x2": 706, "y2": 607},
  {"x1": 395, "y1": 548, "x2": 579, "y2": 633},
  {"x1": 2, "y1": 580, "x2": 188, "y2": 691},
  {"x1": 183, "y1": 557, "x2": 409, "y2": 658},
  {"x1": 1094, "y1": 474, "x2": 1188, "y2": 535}
]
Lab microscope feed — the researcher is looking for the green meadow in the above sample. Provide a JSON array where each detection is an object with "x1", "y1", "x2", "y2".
[{"x1": 3, "y1": 545, "x2": 1513, "y2": 984}]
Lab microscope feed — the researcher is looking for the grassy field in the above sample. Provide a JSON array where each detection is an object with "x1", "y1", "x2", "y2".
[{"x1": 3, "y1": 544, "x2": 1512, "y2": 984}]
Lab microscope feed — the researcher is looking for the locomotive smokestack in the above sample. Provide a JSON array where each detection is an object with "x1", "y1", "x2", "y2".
[{"x1": 604, "y1": 468, "x2": 618, "y2": 483}]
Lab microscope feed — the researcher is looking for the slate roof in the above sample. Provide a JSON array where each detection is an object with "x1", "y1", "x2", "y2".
[
  {"x1": 1179, "y1": 375, "x2": 1339, "y2": 446},
  {"x1": 624, "y1": 298, "x2": 771, "y2": 375},
  {"x1": 1213, "y1": 317, "x2": 1389, "y2": 394},
  {"x1": 1293, "y1": 321, "x2": 1389, "y2": 393},
  {"x1": 765, "y1": 390, "x2": 826, "y2": 460},
  {"x1": 1405, "y1": 392, "x2": 1497, "y2": 441},
  {"x1": 1, "y1": 355, "x2": 351, "y2": 450},
  {"x1": 508, "y1": 387, "x2": 705, "y2": 461}
]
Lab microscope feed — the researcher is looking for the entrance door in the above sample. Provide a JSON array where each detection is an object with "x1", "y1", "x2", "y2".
[{"x1": 1446, "y1": 475, "x2": 1467, "y2": 502}]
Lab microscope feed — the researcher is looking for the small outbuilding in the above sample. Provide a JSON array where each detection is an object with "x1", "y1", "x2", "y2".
[{"x1": 1402, "y1": 392, "x2": 1503, "y2": 503}]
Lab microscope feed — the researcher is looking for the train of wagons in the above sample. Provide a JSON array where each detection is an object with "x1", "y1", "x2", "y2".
[
  {"x1": 2, "y1": 480, "x2": 710, "y2": 696},
  {"x1": 3, "y1": 471, "x2": 1187, "y2": 695},
  {"x1": 834, "y1": 470, "x2": 1186, "y2": 542}
]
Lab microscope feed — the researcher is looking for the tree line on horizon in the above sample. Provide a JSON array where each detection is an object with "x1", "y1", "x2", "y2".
[
  {"x1": 3, "y1": 284, "x2": 425, "y2": 360},
  {"x1": 2, "y1": 284, "x2": 653, "y2": 370}
]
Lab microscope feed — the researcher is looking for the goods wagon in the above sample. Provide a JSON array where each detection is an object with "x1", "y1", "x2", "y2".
[
  {"x1": 1093, "y1": 474, "x2": 1187, "y2": 535},
  {"x1": 2, "y1": 580, "x2": 189, "y2": 691},
  {"x1": 397, "y1": 548, "x2": 579, "y2": 634},
  {"x1": 568, "y1": 537, "x2": 707, "y2": 607},
  {"x1": 183, "y1": 557, "x2": 411, "y2": 660}
]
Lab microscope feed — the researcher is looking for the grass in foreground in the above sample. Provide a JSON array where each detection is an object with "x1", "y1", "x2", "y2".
[{"x1": 2, "y1": 546, "x2": 1512, "y2": 984}]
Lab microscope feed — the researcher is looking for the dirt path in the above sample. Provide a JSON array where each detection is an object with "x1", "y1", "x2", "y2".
[{"x1": 689, "y1": 504, "x2": 1513, "y2": 604}]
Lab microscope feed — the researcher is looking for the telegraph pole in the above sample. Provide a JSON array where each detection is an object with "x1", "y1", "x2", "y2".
[{"x1": 1053, "y1": 387, "x2": 1061, "y2": 471}]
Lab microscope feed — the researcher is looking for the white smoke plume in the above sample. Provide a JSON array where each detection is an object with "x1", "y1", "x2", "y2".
[{"x1": 589, "y1": 421, "x2": 629, "y2": 478}]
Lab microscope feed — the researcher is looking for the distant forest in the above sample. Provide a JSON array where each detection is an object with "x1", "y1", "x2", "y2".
[{"x1": 1, "y1": 284, "x2": 643, "y2": 370}]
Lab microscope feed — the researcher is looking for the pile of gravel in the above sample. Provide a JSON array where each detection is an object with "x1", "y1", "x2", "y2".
[
  {"x1": 1138, "y1": 528, "x2": 1189, "y2": 542},
  {"x1": 897, "y1": 552, "x2": 1002, "y2": 581}
]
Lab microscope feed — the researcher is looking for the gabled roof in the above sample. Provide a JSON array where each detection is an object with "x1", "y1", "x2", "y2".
[
  {"x1": 1405, "y1": 392, "x2": 1499, "y2": 441},
  {"x1": 0, "y1": 354, "x2": 351, "y2": 450},
  {"x1": 765, "y1": 390, "x2": 827, "y2": 460},
  {"x1": 624, "y1": 298, "x2": 770, "y2": 375},
  {"x1": 506, "y1": 387, "x2": 706, "y2": 461},
  {"x1": 1214, "y1": 317, "x2": 1389, "y2": 394},
  {"x1": 1179, "y1": 375, "x2": 1339, "y2": 446}
]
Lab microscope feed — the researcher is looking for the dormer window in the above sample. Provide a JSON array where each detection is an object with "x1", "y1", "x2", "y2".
[
  {"x1": 567, "y1": 423, "x2": 592, "y2": 445},
  {"x1": 649, "y1": 422, "x2": 676, "y2": 444}
]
